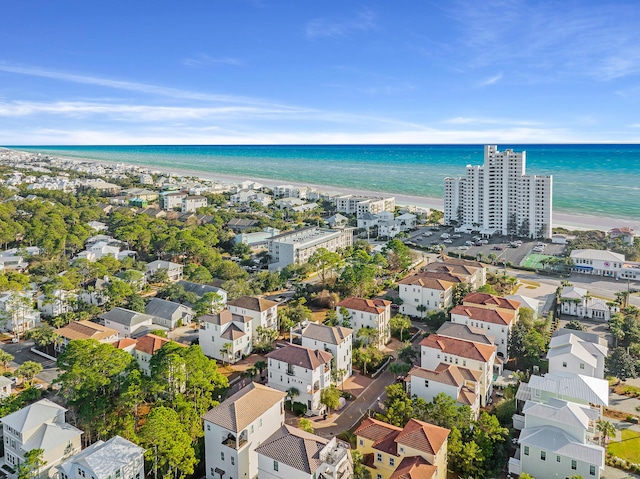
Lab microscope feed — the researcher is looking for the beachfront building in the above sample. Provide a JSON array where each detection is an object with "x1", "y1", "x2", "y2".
[
  {"x1": 407, "y1": 363, "x2": 482, "y2": 417},
  {"x1": 182, "y1": 195, "x2": 207, "y2": 213},
  {"x1": 1, "y1": 399, "x2": 83, "y2": 476},
  {"x1": 570, "y1": 249, "x2": 640, "y2": 280},
  {"x1": 56, "y1": 435, "x2": 145, "y2": 479},
  {"x1": 273, "y1": 185, "x2": 311, "y2": 199},
  {"x1": 609, "y1": 227, "x2": 636, "y2": 245},
  {"x1": 266, "y1": 226, "x2": 353, "y2": 270},
  {"x1": 547, "y1": 331, "x2": 607, "y2": 379},
  {"x1": 559, "y1": 285, "x2": 617, "y2": 321},
  {"x1": 420, "y1": 334, "x2": 498, "y2": 406},
  {"x1": 256, "y1": 426, "x2": 353, "y2": 479},
  {"x1": 334, "y1": 194, "x2": 395, "y2": 218},
  {"x1": 203, "y1": 383, "x2": 286, "y2": 479},
  {"x1": 444, "y1": 145, "x2": 553, "y2": 239},
  {"x1": 198, "y1": 310, "x2": 253, "y2": 363},
  {"x1": 160, "y1": 191, "x2": 187, "y2": 210},
  {"x1": 266, "y1": 344, "x2": 333, "y2": 415},
  {"x1": 290, "y1": 321, "x2": 354, "y2": 383},
  {"x1": 336, "y1": 297, "x2": 391, "y2": 348},
  {"x1": 354, "y1": 417, "x2": 450, "y2": 479}
]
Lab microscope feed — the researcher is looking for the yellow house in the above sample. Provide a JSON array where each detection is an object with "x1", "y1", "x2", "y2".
[{"x1": 354, "y1": 417, "x2": 449, "y2": 479}]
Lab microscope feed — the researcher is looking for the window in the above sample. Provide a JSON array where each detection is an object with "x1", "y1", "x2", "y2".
[
  {"x1": 359, "y1": 439, "x2": 364, "y2": 446},
  {"x1": 557, "y1": 455, "x2": 561, "y2": 462},
  {"x1": 389, "y1": 458, "x2": 395, "y2": 467},
  {"x1": 377, "y1": 453, "x2": 382, "y2": 462},
  {"x1": 562, "y1": 362, "x2": 567, "y2": 368},
  {"x1": 424, "y1": 380, "x2": 429, "y2": 387},
  {"x1": 580, "y1": 363, "x2": 585, "y2": 370},
  {"x1": 221, "y1": 452, "x2": 225, "y2": 461},
  {"x1": 377, "y1": 475, "x2": 383, "y2": 479},
  {"x1": 231, "y1": 457, "x2": 235, "y2": 466},
  {"x1": 590, "y1": 465, "x2": 596, "y2": 475},
  {"x1": 571, "y1": 460, "x2": 577, "y2": 470},
  {"x1": 274, "y1": 461, "x2": 279, "y2": 471},
  {"x1": 523, "y1": 446, "x2": 529, "y2": 456},
  {"x1": 541, "y1": 451, "x2": 546, "y2": 461},
  {"x1": 399, "y1": 446, "x2": 404, "y2": 453},
  {"x1": 207, "y1": 424, "x2": 210, "y2": 431}
]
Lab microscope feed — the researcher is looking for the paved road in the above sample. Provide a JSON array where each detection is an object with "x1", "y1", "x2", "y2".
[{"x1": 0, "y1": 338, "x2": 59, "y2": 385}]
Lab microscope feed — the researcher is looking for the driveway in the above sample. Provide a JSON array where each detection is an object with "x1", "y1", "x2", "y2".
[{"x1": 1, "y1": 338, "x2": 59, "y2": 385}]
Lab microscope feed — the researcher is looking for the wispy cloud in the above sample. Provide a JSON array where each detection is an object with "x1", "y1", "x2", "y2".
[
  {"x1": 306, "y1": 8, "x2": 376, "y2": 38},
  {"x1": 183, "y1": 54, "x2": 244, "y2": 68},
  {"x1": 478, "y1": 73, "x2": 502, "y2": 87},
  {"x1": 0, "y1": 63, "x2": 284, "y2": 107},
  {"x1": 443, "y1": 116, "x2": 540, "y2": 127}
]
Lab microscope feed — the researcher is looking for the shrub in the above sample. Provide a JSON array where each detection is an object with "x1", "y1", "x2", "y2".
[{"x1": 284, "y1": 400, "x2": 308, "y2": 416}]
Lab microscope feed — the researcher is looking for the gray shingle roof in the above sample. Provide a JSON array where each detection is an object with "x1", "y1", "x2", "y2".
[
  {"x1": 145, "y1": 297, "x2": 192, "y2": 320},
  {"x1": 99, "y1": 307, "x2": 156, "y2": 327},
  {"x1": 436, "y1": 322, "x2": 495, "y2": 345},
  {"x1": 177, "y1": 280, "x2": 225, "y2": 297},
  {"x1": 256, "y1": 425, "x2": 328, "y2": 474},
  {"x1": 202, "y1": 383, "x2": 286, "y2": 432},
  {"x1": 302, "y1": 323, "x2": 353, "y2": 345}
]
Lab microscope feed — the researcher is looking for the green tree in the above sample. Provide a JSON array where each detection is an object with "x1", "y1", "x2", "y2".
[
  {"x1": 298, "y1": 417, "x2": 314, "y2": 433},
  {"x1": 254, "y1": 360, "x2": 268, "y2": 380},
  {"x1": 256, "y1": 325, "x2": 278, "y2": 345},
  {"x1": 352, "y1": 450, "x2": 373, "y2": 479},
  {"x1": 287, "y1": 387, "x2": 300, "y2": 410},
  {"x1": 26, "y1": 325, "x2": 58, "y2": 348},
  {"x1": 320, "y1": 385, "x2": 341, "y2": 414},
  {"x1": 220, "y1": 342, "x2": 233, "y2": 366},
  {"x1": 390, "y1": 315, "x2": 411, "y2": 341},
  {"x1": 140, "y1": 406, "x2": 197, "y2": 479},
  {"x1": 414, "y1": 392, "x2": 473, "y2": 431},
  {"x1": 15, "y1": 361, "x2": 43, "y2": 387},
  {"x1": 17, "y1": 448, "x2": 46, "y2": 479},
  {"x1": 194, "y1": 292, "x2": 225, "y2": 316},
  {"x1": 380, "y1": 383, "x2": 413, "y2": 427},
  {"x1": 383, "y1": 239, "x2": 413, "y2": 271},
  {"x1": 325, "y1": 308, "x2": 338, "y2": 326},
  {"x1": 357, "y1": 327, "x2": 380, "y2": 347},
  {"x1": 451, "y1": 282, "x2": 472, "y2": 307},
  {"x1": 398, "y1": 341, "x2": 418, "y2": 365},
  {"x1": 565, "y1": 319, "x2": 587, "y2": 331},
  {"x1": 309, "y1": 248, "x2": 343, "y2": 286},
  {"x1": 0, "y1": 350, "x2": 14, "y2": 371},
  {"x1": 522, "y1": 329, "x2": 547, "y2": 370},
  {"x1": 596, "y1": 419, "x2": 617, "y2": 446},
  {"x1": 606, "y1": 347, "x2": 638, "y2": 380}
]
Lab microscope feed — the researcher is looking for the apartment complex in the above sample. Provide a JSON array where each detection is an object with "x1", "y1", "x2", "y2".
[
  {"x1": 267, "y1": 227, "x2": 353, "y2": 270},
  {"x1": 335, "y1": 195, "x2": 395, "y2": 217},
  {"x1": 444, "y1": 145, "x2": 552, "y2": 238}
]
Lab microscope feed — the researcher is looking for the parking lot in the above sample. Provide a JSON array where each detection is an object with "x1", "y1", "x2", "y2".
[{"x1": 405, "y1": 225, "x2": 567, "y2": 267}]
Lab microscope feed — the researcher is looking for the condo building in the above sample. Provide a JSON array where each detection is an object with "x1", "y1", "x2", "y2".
[{"x1": 444, "y1": 145, "x2": 552, "y2": 239}]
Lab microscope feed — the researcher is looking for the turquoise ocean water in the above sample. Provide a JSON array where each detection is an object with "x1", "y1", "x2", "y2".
[{"x1": 9, "y1": 144, "x2": 640, "y2": 220}]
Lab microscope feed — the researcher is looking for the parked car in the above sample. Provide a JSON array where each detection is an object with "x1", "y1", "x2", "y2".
[
  {"x1": 443, "y1": 239, "x2": 453, "y2": 244},
  {"x1": 452, "y1": 234, "x2": 462, "y2": 238},
  {"x1": 480, "y1": 239, "x2": 489, "y2": 244},
  {"x1": 493, "y1": 245, "x2": 504, "y2": 251},
  {"x1": 465, "y1": 240, "x2": 474, "y2": 246},
  {"x1": 458, "y1": 246, "x2": 469, "y2": 251}
]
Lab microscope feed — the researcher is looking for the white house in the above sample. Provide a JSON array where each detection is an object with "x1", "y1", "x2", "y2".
[
  {"x1": 161, "y1": 191, "x2": 187, "y2": 210},
  {"x1": 178, "y1": 280, "x2": 228, "y2": 304},
  {"x1": 227, "y1": 296, "x2": 278, "y2": 339},
  {"x1": 420, "y1": 334, "x2": 497, "y2": 406},
  {"x1": 516, "y1": 372, "x2": 609, "y2": 411},
  {"x1": 335, "y1": 297, "x2": 390, "y2": 348},
  {"x1": 199, "y1": 310, "x2": 253, "y2": 364},
  {"x1": 290, "y1": 321, "x2": 353, "y2": 383},
  {"x1": 0, "y1": 376, "x2": 12, "y2": 398},
  {"x1": 37, "y1": 289, "x2": 77, "y2": 318},
  {"x1": 560, "y1": 286, "x2": 617, "y2": 321},
  {"x1": 132, "y1": 334, "x2": 186, "y2": 375},
  {"x1": 609, "y1": 227, "x2": 636, "y2": 245},
  {"x1": 0, "y1": 291, "x2": 41, "y2": 337},
  {"x1": 570, "y1": 249, "x2": 628, "y2": 278},
  {"x1": 1, "y1": 399, "x2": 83, "y2": 476},
  {"x1": 203, "y1": 382, "x2": 286, "y2": 479},
  {"x1": 145, "y1": 297, "x2": 194, "y2": 329},
  {"x1": 182, "y1": 195, "x2": 207, "y2": 213},
  {"x1": 425, "y1": 256, "x2": 487, "y2": 289},
  {"x1": 334, "y1": 195, "x2": 395, "y2": 217},
  {"x1": 509, "y1": 397, "x2": 604, "y2": 479},
  {"x1": 407, "y1": 363, "x2": 481, "y2": 417},
  {"x1": 256, "y1": 426, "x2": 353, "y2": 479},
  {"x1": 99, "y1": 307, "x2": 156, "y2": 338},
  {"x1": 146, "y1": 260, "x2": 184, "y2": 282},
  {"x1": 266, "y1": 344, "x2": 333, "y2": 415},
  {"x1": 398, "y1": 272, "x2": 462, "y2": 317},
  {"x1": 547, "y1": 332, "x2": 607, "y2": 379},
  {"x1": 56, "y1": 435, "x2": 145, "y2": 479},
  {"x1": 506, "y1": 294, "x2": 542, "y2": 318}
]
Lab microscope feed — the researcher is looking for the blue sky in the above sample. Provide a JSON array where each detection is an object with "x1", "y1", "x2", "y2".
[{"x1": 1, "y1": 0, "x2": 640, "y2": 144}]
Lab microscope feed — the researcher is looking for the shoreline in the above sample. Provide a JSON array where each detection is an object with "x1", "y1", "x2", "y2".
[{"x1": 9, "y1": 148, "x2": 639, "y2": 232}]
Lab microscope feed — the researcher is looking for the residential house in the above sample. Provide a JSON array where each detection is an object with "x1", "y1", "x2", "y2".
[
  {"x1": 266, "y1": 344, "x2": 333, "y2": 415},
  {"x1": 1, "y1": 399, "x2": 83, "y2": 476},
  {"x1": 560, "y1": 286, "x2": 617, "y2": 321},
  {"x1": 199, "y1": 310, "x2": 253, "y2": 364},
  {"x1": 145, "y1": 297, "x2": 194, "y2": 329},
  {"x1": 99, "y1": 307, "x2": 158, "y2": 338},
  {"x1": 273, "y1": 185, "x2": 309, "y2": 199},
  {"x1": 609, "y1": 227, "x2": 636, "y2": 245},
  {"x1": 407, "y1": 363, "x2": 482, "y2": 417},
  {"x1": 227, "y1": 296, "x2": 278, "y2": 339},
  {"x1": 450, "y1": 295, "x2": 519, "y2": 360},
  {"x1": 0, "y1": 291, "x2": 41, "y2": 336},
  {"x1": 0, "y1": 256, "x2": 28, "y2": 271},
  {"x1": 420, "y1": 334, "x2": 497, "y2": 406},
  {"x1": 509, "y1": 397, "x2": 604, "y2": 479},
  {"x1": 55, "y1": 320, "x2": 120, "y2": 352},
  {"x1": 335, "y1": 297, "x2": 391, "y2": 348},
  {"x1": 160, "y1": 191, "x2": 187, "y2": 210},
  {"x1": 505, "y1": 294, "x2": 542, "y2": 318},
  {"x1": 325, "y1": 214, "x2": 349, "y2": 229},
  {"x1": 56, "y1": 435, "x2": 145, "y2": 479},
  {"x1": 37, "y1": 289, "x2": 77, "y2": 318},
  {"x1": 133, "y1": 334, "x2": 186, "y2": 375},
  {"x1": 0, "y1": 376, "x2": 12, "y2": 398},
  {"x1": 146, "y1": 260, "x2": 184, "y2": 282},
  {"x1": 87, "y1": 221, "x2": 108, "y2": 232},
  {"x1": 182, "y1": 195, "x2": 207, "y2": 213},
  {"x1": 290, "y1": 321, "x2": 353, "y2": 382},
  {"x1": 398, "y1": 271, "x2": 463, "y2": 317},
  {"x1": 547, "y1": 332, "x2": 607, "y2": 379},
  {"x1": 436, "y1": 322, "x2": 496, "y2": 347},
  {"x1": 203, "y1": 382, "x2": 286, "y2": 479},
  {"x1": 425, "y1": 256, "x2": 487, "y2": 289},
  {"x1": 78, "y1": 278, "x2": 110, "y2": 307},
  {"x1": 354, "y1": 417, "x2": 450, "y2": 479},
  {"x1": 256, "y1": 426, "x2": 352, "y2": 479},
  {"x1": 227, "y1": 218, "x2": 260, "y2": 232},
  {"x1": 177, "y1": 280, "x2": 228, "y2": 304}
]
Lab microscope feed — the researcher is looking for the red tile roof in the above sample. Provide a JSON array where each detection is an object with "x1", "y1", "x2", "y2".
[
  {"x1": 463, "y1": 292, "x2": 520, "y2": 311},
  {"x1": 355, "y1": 417, "x2": 402, "y2": 442},
  {"x1": 135, "y1": 334, "x2": 185, "y2": 355},
  {"x1": 408, "y1": 363, "x2": 481, "y2": 387},
  {"x1": 266, "y1": 344, "x2": 332, "y2": 370},
  {"x1": 395, "y1": 418, "x2": 450, "y2": 456},
  {"x1": 336, "y1": 297, "x2": 391, "y2": 314},
  {"x1": 450, "y1": 304, "x2": 515, "y2": 325},
  {"x1": 112, "y1": 338, "x2": 137, "y2": 349},
  {"x1": 420, "y1": 334, "x2": 496, "y2": 362},
  {"x1": 390, "y1": 456, "x2": 437, "y2": 479}
]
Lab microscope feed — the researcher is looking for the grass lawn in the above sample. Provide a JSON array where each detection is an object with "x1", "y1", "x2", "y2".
[
  {"x1": 520, "y1": 253, "x2": 556, "y2": 269},
  {"x1": 608, "y1": 428, "x2": 640, "y2": 463}
]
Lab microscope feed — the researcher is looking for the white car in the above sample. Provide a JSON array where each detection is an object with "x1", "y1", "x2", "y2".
[
  {"x1": 465, "y1": 240, "x2": 474, "y2": 246},
  {"x1": 480, "y1": 239, "x2": 489, "y2": 244},
  {"x1": 452, "y1": 234, "x2": 462, "y2": 238},
  {"x1": 443, "y1": 239, "x2": 453, "y2": 244},
  {"x1": 458, "y1": 246, "x2": 469, "y2": 251}
]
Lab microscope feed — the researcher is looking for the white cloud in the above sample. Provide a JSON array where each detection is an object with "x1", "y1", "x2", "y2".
[
  {"x1": 479, "y1": 73, "x2": 502, "y2": 87},
  {"x1": 183, "y1": 54, "x2": 244, "y2": 68},
  {"x1": 306, "y1": 8, "x2": 376, "y2": 38}
]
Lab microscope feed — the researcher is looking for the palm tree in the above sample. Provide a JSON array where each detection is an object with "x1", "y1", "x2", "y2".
[
  {"x1": 357, "y1": 327, "x2": 380, "y2": 348},
  {"x1": 487, "y1": 253, "x2": 497, "y2": 265},
  {"x1": 220, "y1": 343, "x2": 233, "y2": 366},
  {"x1": 0, "y1": 350, "x2": 14, "y2": 372},
  {"x1": 286, "y1": 387, "x2": 300, "y2": 410},
  {"x1": 596, "y1": 419, "x2": 617, "y2": 446},
  {"x1": 254, "y1": 360, "x2": 268, "y2": 381},
  {"x1": 332, "y1": 368, "x2": 348, "y2": 390}
]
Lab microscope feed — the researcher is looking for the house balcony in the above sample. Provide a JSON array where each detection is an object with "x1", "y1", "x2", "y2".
[
  {"x1": 508, "y1": 449, "x2": 521, "y2": 475},
  {"x1": 512, "y1": 414, "x2": 525, "y2": 430},
  {"x1": 222, "y1": 432, "x2": 248, "y2": 449}
]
